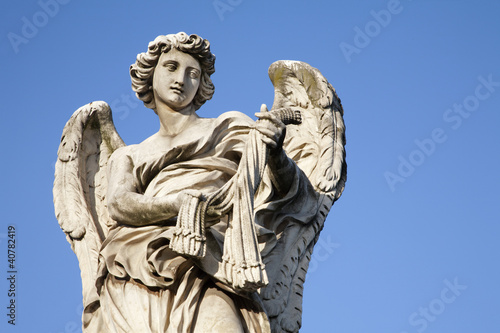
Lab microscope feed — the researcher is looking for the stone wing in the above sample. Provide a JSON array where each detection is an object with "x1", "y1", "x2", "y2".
[
  {"x1": 261, "y1": 61, "x2": 347, "y2": 332},
  {"x1": 53, "y1": 101, "x2": 125, "y2": 315}
]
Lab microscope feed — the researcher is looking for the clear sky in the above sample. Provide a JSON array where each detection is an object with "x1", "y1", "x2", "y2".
[{"x1": 1, "y1": 1, "x2": 499, "y2": 332}]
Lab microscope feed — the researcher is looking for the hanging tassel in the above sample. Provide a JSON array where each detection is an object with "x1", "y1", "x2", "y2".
[
  {"x1": 170, "y1": 108, "x2": 299, "y2": 290},
  {"x1": 169, "y1": 193, "x2": 207, "y2": 258}
]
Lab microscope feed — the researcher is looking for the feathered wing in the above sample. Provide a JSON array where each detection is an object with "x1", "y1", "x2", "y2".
[
  {"x1": 260, "y1": 61, "x2": 347, "y2": 332},
  {"x1": 53, "y1": 101, "x2": 125, "y2": 315}
]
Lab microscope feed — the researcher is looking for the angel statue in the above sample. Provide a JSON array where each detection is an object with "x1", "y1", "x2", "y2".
[{"x1": 54, "y1": 32, "x2": 346, "y2": 333}]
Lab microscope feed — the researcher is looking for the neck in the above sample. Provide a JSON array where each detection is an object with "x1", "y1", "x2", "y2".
[{"x1": 156, "y1": 104, "x2": 198, "y2": 136}]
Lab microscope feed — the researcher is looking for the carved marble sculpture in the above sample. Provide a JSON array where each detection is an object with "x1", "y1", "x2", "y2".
[{"x1": 53, "y1": 32, "x2": 346, "y2": 333}]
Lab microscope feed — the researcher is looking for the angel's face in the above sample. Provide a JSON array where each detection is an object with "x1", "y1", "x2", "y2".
[{"x1": 152, "y1": 48, "x2": 201, "y2": 111}]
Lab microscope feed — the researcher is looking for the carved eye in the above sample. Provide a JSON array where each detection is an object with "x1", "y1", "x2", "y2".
[
  {"x1": 189, "y1": 69, "x2": 200, "y2": 79},
  {"x1": 164, "y1": 63, "x2": 177, "y2": 71}
]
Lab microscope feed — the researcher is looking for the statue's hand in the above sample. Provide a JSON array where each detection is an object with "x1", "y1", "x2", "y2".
[
  {"x1": 159, "y1": 190, "x2": 206, "y2": 219},
  {"x1": 176, "y1": 189, "x2": 205, "y2": 208},
  {"x1": 256, "y1": 104, "x2": 294, "y2": 195},
  {"x1": 255, "y1": 104, "x2": 286, "y2": 152}
]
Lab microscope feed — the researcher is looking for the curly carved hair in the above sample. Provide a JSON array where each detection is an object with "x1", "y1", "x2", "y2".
[{"x1": 130, "y1": 32, "x2": 216, "y2": 112}]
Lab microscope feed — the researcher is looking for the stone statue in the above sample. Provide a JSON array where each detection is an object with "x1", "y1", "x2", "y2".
[{"x1": 53, "y1": 32, "x2": 346, "y2": 333}]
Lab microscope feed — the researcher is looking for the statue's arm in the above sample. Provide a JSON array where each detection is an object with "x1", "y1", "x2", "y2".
[
  {"x1": 107, "y1": 148, "x2": 179, "y2": 226},
  {"x1": 267, "y1": 149, "x2": 296, "y2": 195},
  {"x1": 255, "y1": 106, "x2": 297, "y2": 195}
]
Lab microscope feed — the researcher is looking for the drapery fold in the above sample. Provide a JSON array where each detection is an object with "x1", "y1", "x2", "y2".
[
  {"x1": 170, "y1": 126, "x2": 269, "y2": 291},
  {"x1": 93, "y1": 111, "x2": 318, "y2": 332}
]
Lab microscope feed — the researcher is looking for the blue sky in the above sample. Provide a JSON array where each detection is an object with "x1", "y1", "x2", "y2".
[{"x1": 1, "y1": 1, "x2": 499, "y2": 332}]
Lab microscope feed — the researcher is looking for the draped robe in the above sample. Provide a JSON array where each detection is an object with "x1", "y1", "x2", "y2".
[{"x1": 88, "y1": 111, "x2": 319, "y2": 332}]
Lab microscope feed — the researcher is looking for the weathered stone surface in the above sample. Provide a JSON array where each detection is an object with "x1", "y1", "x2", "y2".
[{"x1": 53, "y1": 32, "x2": 346, "y2": 333}]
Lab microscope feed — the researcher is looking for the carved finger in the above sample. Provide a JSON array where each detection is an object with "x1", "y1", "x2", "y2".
[
  {"x1": 255, "y1": 112, "x2": 285, "y2": 130},
  {"x1": 259, "y1": 136, "x2": 278, "y2": 149},
  {"x1": 255, "y1": 111, "x2": 275, "y2": 120},
  {"x1": 254, "y1": 112, "x2": 271, "y2": 120},
  {"x1": 182, "y1": 189, "x2": 205, "y2": 201},
  {"x1": 260, "y1": 103, "x2": 268, "y2": 113},
  {"x1": 255, "y1": 126, "x2": 279, "y2": 139}
]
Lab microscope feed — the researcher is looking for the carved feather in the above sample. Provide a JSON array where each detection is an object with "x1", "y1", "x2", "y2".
[
  {"x1": 53, "y1": 101, "x2": 125, "y2": 310},
  {"x1": 261, "y1": 61, "x2": 346, "y2": 332}
]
